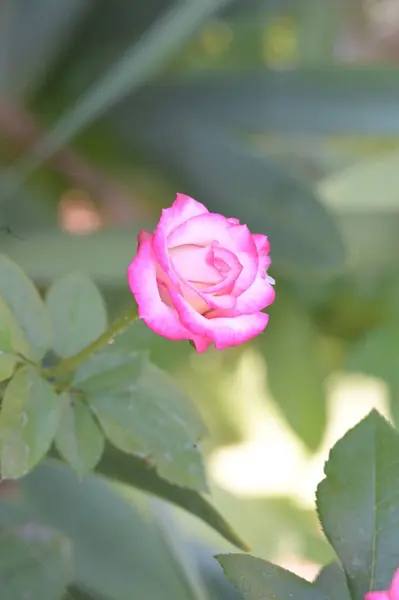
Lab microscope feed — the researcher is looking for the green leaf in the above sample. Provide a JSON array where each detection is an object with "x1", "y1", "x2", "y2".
[
  {"x1": 0, "y1": 354, "x2": 18, "y2": 382},
  {"x1": 46, "y1": 272, "x2": 107, "y2": 358},
  {"x1": 74, "y1": 351, "x2": 207, "y2": 490},
  {"x1": 22, "y1": 461, "x2": 202, "y2": 600},
  {"x1": 0, "y1": 367, "x2": 62, "y2": 478},
  {"x1": 0, "y1": 254, "x2": 51, "y2": 360},
  {"x1": 95, "y1": 444, "x2": 248, "y2": 550},
  {"x1": 0, "y1": 294, "x2": 36, "y2": 379},
  {"x1": 315, "y1": 563, "x2": 351, "y2": 600},
  {"x1": 3, "y1": 0, "x2": 234, "y2": 191},
  {"x1": 0, "y1": 521, "x2": 72, "y2": 600},
  {"x1": 260, "y1": 296, "x2": 328, "y2": 451},
  {"x1": 217, "y1": 554, "x2": 328, "y2": 600},
  {"x1": 55, "y1": 393, "x2": 105, "y2": 478},
  {"x1": 316, "y1": 410, "x2": 399, "y2": 600},
  {"x1": 127, "y1": 68, "x2": 399, "y2": 136},
  {"x1": 74, "y1": 349, "x2": 145, "y2": 395}
]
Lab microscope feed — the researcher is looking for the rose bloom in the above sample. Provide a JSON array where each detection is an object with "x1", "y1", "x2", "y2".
[
  {"x1": 365, "y1": 568, "x2": 399, "y2": 600},
  {"x1": 128, "y1": 194, "x2": 275, "y2": 352}
]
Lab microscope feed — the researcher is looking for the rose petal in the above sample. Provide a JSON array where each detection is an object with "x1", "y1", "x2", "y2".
[
  {"x1": 128, "y1": 238, "x2": 192, "y2": 341},
  {"x1": 229, "y1": 225, "x2": 259, "y2": 295},
  {"x1": 168, "y1": 213, "x2": 236, "y2": 249},
  {"x1": 252, "y1": 233, "x2": 270, "y2": 255},
  {"x1": 234, "y1": 275, "x2": 275, "y2": 314},
  {"x1": 390, "y1": 569, "x2": 399, "y2": 600},
  {"x1": 364, "y1": 593, "x2": 390, "y2": 600},
  {"x1": 153, "y1": 194, "x2": 209, "y2": 286},
  {"x1": 137, "y1": 230, "x2": 153, "y2": 247},
  {"x1": 169, "y1": 244, "x2": 221, "y2": 284},
  {"x1": 252, "y1": 233, "x2": 272, "y2": 272},
  {"x1": 169, "y1": 289, "x2": 269, "y2": 351}
]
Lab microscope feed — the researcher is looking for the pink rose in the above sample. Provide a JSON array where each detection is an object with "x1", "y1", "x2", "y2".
[
  {"x1": 365, "y1": 568, "x2": 399, "y2": 600},
  {"x1": 128, "y1": 193, "x2": 275, "y2": 353}
]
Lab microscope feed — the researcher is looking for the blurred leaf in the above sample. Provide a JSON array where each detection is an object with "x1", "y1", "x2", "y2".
[
  {"x1": 22, "y1": 461, "x2": 201, "y2": 600},
  {"x1": 46, "y1": 272, "x2": 108, "y2": 358},
  {"x1": 0, "y1": 521, "x2": 72, "y2": 600},
  {"x1": 1, "y1": 230, "x2": 144, "y2": 285},
  {"x1": 0, "y1": 0, "x2": 91, "y2": 98},
  {"x1": 296, "y1": 0, "x2": 337, "y2": 65},
  {"x1": 116, "y1": 111, "x2": 344, "y2": 277},
  {"x1": 95, "y1": 445, "x2": 247, "y2": 550},
  {"x1": 0, "y1": 254, "x2": 51, "y2": 360},
  {"x1": 73, "y1": 349, "x2": 145, "y2": 395},
  {"x1": 319, "y1": 149, "x2": 399, "y2": 213},
  {"x1": 346, "y1": 324, "x2": 399, "y2": 425},
  {"x1": 315, "y1": 563, "x2": 351, "y2": 600},
  {"x1": 126, "y1": 68, "x2": 399, "y2": 135},
  {"x1": 260, "y1": 296, "x2": 328, "y2": 450},
  {"x1": 217, "y1": 554, "x2": 328, "y2": 600},
  {"x1": 0, "y1": 367, "x2": 62, "y2": 478},
  {"x1": 316, "y1": 410, "x2": 399, "y2": 600},
  {"x1": 3, "y1": 0, "x2": 234, "y2": 193},
  {"x1": 0, "y1": 353, "x2": 17, "y2": 382},
  {"x1": 55, "y1": 393, "x2": 104, "y2": 478}
]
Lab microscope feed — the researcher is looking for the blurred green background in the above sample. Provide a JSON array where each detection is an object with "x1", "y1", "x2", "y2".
[{"x1": 2, "y1": 0, "x2": 399, "y2": 598}]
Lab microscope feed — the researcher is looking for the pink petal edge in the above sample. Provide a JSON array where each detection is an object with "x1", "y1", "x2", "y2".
[
  {"x1": 169, "y1": 288, "x2": 270, "y2": 351},
  {"x1": 128, "y1": 238, "x2": 192, "y2": 342},
  {"x1": 152, "y1": 194, "x2": 208, "y2": 286}
]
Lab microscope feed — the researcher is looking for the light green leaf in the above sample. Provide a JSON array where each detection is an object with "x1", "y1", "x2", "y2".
[
  {"x1": 0, "y1": 354, "x2": 18, "y2": 382},
  {"x1": 0, "y1": 254, "x2": 51, "y2": 360},
  {"x1": 74, "y1": 349, "x2": 145, "y2": 395},
  {"x1": 55, "y1": 393, "x2": 104, "y2": 477},
  {"x1": 0, "y1": 294, "x2": 33, "y2": 358},
  {"x1": 261, "y1": 296, "x2": 328, "y2": 451},
  {"x1": 315, "y1": 563, "x2": 351, "y2": 600},
  {"x1": 316, "y1": 410, "x2": 399, "y2": 600},
  {"x1": 46, "y1": 272, "x2": 107, "y2": 358},
  {"x1": 95, "y1": 445, "x2": 247, "y2": 550},
  {"x1": 0, "y1": 367, "x2": 62, "y2": 478},
  {"x1": 217, "y1": 554, "x2": 328, "y2": 600},
  {"x1": 76, "y1": 351, "x2": 207, "y2": 490},
  {"x1": 0, "y1": 521, "x2": 72, "y2": 600}
]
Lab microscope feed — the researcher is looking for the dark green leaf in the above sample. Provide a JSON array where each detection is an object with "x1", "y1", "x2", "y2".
[
  {"x1": 217, "y1": 554, "x2": 328, "y2": 600},
  {"x1": 0, "y1": 254, "x2": 51, "y2": 360},
  {"x1": 95, "y1": 444, "x2": 247, "y2": 550},
  {"x1": 316, "y1": 410, "x2": 399, "y2": 600},
  {"x1": 261, "y1": 296, "x2": 328, "y2": 450},
  {"x1": 314, "y1": 563, "x2": 351, "y2": 600},
  {"x1": 22, "y1": 461, "x2": 202, "y2": 600},
  {"x1": 126, "y1": 68, "x2": 399, "y2": 136},
  {"x1": 46, "y1": 272, "x2": 107, "y2": 358},
  {"x1": 0, "y1": 521, "x2": 72, "y2": 600},
  {"x1": 117, "y1": 112, "x2": 344, "y2": 277},
  {"x1": 55, "y1": 393, "x2": 104, "y2": 477},
  {"x1": 73, "y1": 349, "x2": 145, "y2": 395},
  {"x1": 0, "y1": 367, "x2": 62, "y2": 478}
]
